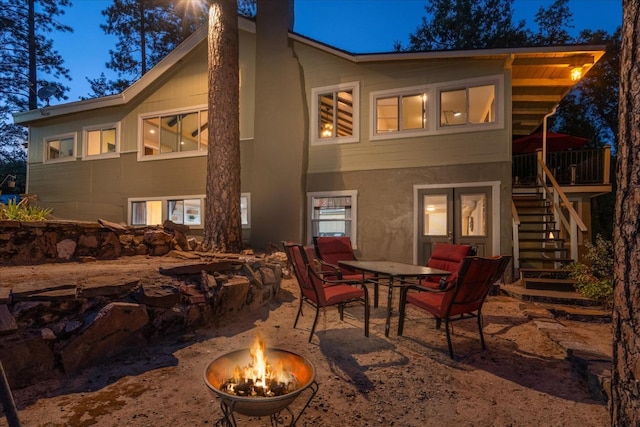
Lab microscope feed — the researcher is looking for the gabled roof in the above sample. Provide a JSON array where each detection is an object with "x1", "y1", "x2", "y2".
[{"x1": 14, "y1": 17, "x2": 605, "y2": 136}]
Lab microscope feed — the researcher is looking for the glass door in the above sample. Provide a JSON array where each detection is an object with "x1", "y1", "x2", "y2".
[{"x1": 417, "y1": 187, "x2": 492, "y2": 265}]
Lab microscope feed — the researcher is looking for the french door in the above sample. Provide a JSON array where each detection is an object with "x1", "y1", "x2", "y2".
[{"x1": 417, "y1": 186, "x2": 492, "y2": 265}]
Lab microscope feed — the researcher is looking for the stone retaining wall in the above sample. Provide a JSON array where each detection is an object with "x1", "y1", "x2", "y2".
[
  {"x1": 0, "y1": 253, "x2": 288, "y2": 390},
  {"x1": 0, "y1": 219, "x2": 195, "y2": 265}
]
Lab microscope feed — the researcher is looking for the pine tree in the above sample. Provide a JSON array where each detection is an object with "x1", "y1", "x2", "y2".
[
  {"x1": 612, "y1": 0, "x2": 640, "y2": 423},
  {"x1": 202, "y1": 0, "x2": 242, "y2": 252},
  {"x1": 87, "y1": 0, "x2": 255, "y2": 98},
  {"x1": 0, "y1": 0, "x2": 72, "y2": 165}
]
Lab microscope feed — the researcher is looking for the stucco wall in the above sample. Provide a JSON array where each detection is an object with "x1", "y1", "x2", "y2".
[{"x1": 306, "y1": 161, "x2": 512, "y2": 264}]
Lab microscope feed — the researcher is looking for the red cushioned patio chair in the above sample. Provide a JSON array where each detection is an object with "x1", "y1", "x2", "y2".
[
  {"x1": 283, "y1": 241, "x2": 370, "y2": 342},
  {"x1": 397, "y1": 255, "x2": 511, "y2": 359},
  {"x1": 422, "y1": 243, "x2": 475, "y2": 289},
  {"x1": 313, "y1": 236, "x2": 380, "y2": 305}
]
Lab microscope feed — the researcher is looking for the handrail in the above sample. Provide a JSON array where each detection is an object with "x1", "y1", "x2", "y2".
[
  {"x1": 511, "y1": 201, "x2": 520, "y2": 273},
  {"x1": 536, "y1": 158, "x2": 587, "y2": 262},
  {"x1": 511, "y1": 201, "x2": 521, "y2": 226},
  {"x1": 537, "y1": 159, "x2": 587, "y2": 231}
]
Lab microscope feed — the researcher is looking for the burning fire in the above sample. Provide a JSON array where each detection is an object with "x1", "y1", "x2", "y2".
[{"x1": 221, "y1": 334, "x2": 298, "y2": 397}]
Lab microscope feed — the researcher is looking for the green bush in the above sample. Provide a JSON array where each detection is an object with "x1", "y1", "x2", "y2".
[
  {"x1": 0, "y1": 199, "x2": 53, "y2": 221},
  {"x1": 567, "y1": 234, "x2": 613, "y2": 309}
]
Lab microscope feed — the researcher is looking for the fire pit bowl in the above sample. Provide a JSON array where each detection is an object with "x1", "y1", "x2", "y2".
[{"x1": 204, "y1": 348, "x2": 316, "y2": 418}]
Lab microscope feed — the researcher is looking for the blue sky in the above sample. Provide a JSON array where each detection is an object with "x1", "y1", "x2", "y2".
[{"x1": 51, "y1": 0, "x2": 622, "y2": 101}]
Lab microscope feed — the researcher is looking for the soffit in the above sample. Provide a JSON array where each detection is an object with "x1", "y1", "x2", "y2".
[{"x1": 507, "y1": 50, "x2": 605, "y2": 136}]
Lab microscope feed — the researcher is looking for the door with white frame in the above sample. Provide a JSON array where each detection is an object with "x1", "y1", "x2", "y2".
[{"x1": 416, "y1": 186, "x2": 493, "y2": 265}]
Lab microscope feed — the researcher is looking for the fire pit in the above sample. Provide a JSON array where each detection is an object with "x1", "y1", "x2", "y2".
[{"x1": 204, "y1": 337, "x2": 318, "y2": 426}]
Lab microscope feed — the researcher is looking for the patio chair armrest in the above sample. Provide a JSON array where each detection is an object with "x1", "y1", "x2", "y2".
[{"x1": 316, "y1": 259, "x2": 344, "y2": 279}]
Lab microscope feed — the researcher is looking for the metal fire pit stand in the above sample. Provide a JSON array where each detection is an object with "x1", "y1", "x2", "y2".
[{"x1": 215, "y1": 380, "x2": 319, "y2": 427}]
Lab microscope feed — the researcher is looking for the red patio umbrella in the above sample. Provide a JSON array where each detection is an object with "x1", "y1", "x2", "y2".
[{"x1": 512, "y1": 132, "x2": 589, "y2": 154}]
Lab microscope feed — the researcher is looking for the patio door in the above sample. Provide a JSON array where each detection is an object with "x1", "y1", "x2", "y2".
[{"x1": 417, "y1": 186, "x2": 492, "y2": 264}]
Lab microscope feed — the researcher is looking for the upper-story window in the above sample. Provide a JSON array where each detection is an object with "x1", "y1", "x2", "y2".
[
  {"x1": 371, "y1": 76, "x2": 502, "y2": 140},
  {"x1": 439, "y1": 82, "x2": 497, "y2": 128},
  {"x1": 372, "y1": 87, "x2": 428, "y2": 138},
  {"x1": 139, "y1": 106, "x2": 208, "y2": 160},
  {"x1": 83, "y1": 123, "x2": 119, "y2": 159},
  {"x1": 311, "y1": 82, "x2": 359, "y2": 145},
  {"x1": 44, "y1": 133, "x2": 76, "y2": 163}
]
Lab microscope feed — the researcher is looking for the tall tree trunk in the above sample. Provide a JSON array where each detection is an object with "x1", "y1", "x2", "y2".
[
  {"x1": 203, "y1": 0, "x2": 241, "y2": 253},
  {"x1": 612, "y1": 0, "x2": 640, "y2": 424},
  {"x1": 28, "y1": 0, "x2": 36, "y2": 110}
]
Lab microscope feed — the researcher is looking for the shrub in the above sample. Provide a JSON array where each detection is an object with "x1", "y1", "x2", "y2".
[
  {"x1": 0, "y1": 199, "x2": 53, "y2": 221},
  {"x1": 567, "y1": 234, "x2": 613, "y2": 309}
]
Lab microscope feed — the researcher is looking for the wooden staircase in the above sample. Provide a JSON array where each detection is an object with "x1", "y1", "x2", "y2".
[{"x1": 512, "y1": 187, "x2": 579, "y2": 296}]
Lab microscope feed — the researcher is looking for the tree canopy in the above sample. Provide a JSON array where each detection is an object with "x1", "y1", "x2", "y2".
[
  {"x1": 86, "y1": 0, "x2": 255, "y2": 98},
  {"x1": 0, "y1": 0, "x2": 72, "y2": 166}
]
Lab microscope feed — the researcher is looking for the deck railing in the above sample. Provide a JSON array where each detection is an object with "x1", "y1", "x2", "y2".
[{"x1": 513, "y1": 145, "x2": 611, "y2": 187}]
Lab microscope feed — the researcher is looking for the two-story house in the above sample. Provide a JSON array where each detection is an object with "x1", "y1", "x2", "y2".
[{"x1": 13, "y1": 0, "x2": 609, "y2": 282}]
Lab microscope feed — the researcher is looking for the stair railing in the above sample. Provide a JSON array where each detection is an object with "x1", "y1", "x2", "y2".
[
  {"x1": 536, "y1": 158, "x2": 587, "y2": 262},
  {"x1": 511, "y1": 200, "x2": 521, "y2": 273}
]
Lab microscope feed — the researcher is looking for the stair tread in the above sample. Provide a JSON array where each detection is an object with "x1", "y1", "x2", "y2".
[
  {"x1": 520, "y1": 268, "x2": 570, "y2": 273},
  {"x1": 519, "y1": 247, "x2": 569, "y2": 252},
  {"x1": 523, "y1": 277, "x2": 577, "y2": 284}
]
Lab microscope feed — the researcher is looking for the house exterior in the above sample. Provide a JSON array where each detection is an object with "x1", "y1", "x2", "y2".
[{"x1": 13, "y1": 0, "x2": 607, "y2": 268}]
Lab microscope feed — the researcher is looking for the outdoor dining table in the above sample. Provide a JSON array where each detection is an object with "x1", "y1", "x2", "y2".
[{"x1": 338, "y1": 260, "x2": 451, "y2": 337}]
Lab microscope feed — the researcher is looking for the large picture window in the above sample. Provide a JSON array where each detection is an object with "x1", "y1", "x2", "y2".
[
  {"x1": 311, "y1": 82, "x2": 359, "y2": 145},
  {"x1": 44, "y1": 133, "x2": 76, "y2": 162},
  {"x1": 83, "y1": 124, "x2": 119, "y2": 159},
  {"x1": 308, "y1": 190, "x2": 358, "y2": 245},
  {"x1": 140, "y1": 107, "x2": 208, "y2": 159}
]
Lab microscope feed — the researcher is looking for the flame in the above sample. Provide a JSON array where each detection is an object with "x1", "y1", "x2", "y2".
[{"x1": 223, "y1": 334, "x2": 298, "y2": 397}]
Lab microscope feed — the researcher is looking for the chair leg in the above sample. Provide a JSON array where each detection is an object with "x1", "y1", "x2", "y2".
[
  {"x1": 363, "y1": 286, "x2": 370, "y2": 337},
  {"x1": 294, "y1": 297, "x2": 304, "y2": 328},
  {"x1": 373, "y1": 281, "x2": 379, "y2": 308},
  {"x1": 309, "y1": 305, "x2": 321, "y2": 342},
  {"x1": 338, "y1": 304, "x2": 344, "y2": 320},
  {"x1": 397, "y1": 287, "x2": 408, "y2": 335},
  {"x1": 444, "y1": 318, "x2": 455, "y2": 359},
  {"x1": 435, "y1": 318, "x2": 442, "y2": 330},
  {"x1": 477, "y1": 311, "x2": 486, "y2": 350}
]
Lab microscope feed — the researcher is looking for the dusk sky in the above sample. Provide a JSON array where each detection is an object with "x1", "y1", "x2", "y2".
[{"x1": 50, "y1": 0, "x2": 622, "y2": 101}]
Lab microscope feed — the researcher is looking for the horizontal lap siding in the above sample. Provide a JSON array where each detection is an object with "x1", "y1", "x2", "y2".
[{"x1": 294, "y1": 42, "x2": 511, "y2": 174}]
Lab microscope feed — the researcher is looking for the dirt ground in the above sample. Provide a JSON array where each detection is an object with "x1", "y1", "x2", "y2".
[{"x1": 0, "y1": 257, "x2": 611, "y2": 427}]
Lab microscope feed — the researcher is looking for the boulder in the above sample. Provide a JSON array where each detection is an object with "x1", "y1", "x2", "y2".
[{"x1": 60, "y1": 302, "x2": 149, "y2": 373}]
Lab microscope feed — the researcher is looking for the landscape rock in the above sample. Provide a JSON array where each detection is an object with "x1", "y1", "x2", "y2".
[{"x1": 60, "y1": 302, "x2": 150, "y2": 373}]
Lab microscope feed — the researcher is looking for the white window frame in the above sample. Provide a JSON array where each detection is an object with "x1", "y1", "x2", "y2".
[
  {"x1": 241, "y1": 192, "x2": 251, "y2": 229},
  {"x1": 129, "y1": 195, "x2": 205, "y2": 228},
  {"x1": 435, "y1": 75, "x2": 504, "y2": 134},
  {"x1": 82, "y1": 122, "x2": 120, "y2": 160},
  {"x1": 370, "y1": 85, "x2": 431, "y2": 141},
  {"x1": 138, "y1": 105, "x2": 208, "y2": 161},
  {"x1": 128, "y1": 193, "x2": 251, "y2": 229},
  {"x1": 307, "y1": 190, "x2": 358, "y2": 247},
  {"x1": 43, "y1": 132, "x2": 77, "y2": 163},
  {"x1": 311, "y1": 81, "x2": 360, "y2": 146},
  {"x1": 369, "y1": 75, "x2": 504, "y2": 140}
]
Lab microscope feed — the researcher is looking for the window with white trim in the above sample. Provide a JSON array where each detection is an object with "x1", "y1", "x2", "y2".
[
  {"x1": 129, "y1": 193, "x2": 251, "y2": 229},
  {"x1": 83, "y1": 123, "x2": 119, "y2": 159},
  {"x1": 240, "y1": 193, "x2": 251, "y2": 229},
  {"x1": 311, "y1": 82, "x2": 359, "y2": 145},
  {"x1": 140, "y1": 107, "x2": 208, "y2": 159},
  {"x1": 373, "y1": 88, "x2": 427, "y2": 136},
  {"x1": 44, "y1": 133, "x2": 76, "y2": 162},
  {"x1": 439, "y1": 83, "x2": 496, "y2": 127},
  {"x1": 308, "y1": 190, "x2": 357, "y2": 244}
]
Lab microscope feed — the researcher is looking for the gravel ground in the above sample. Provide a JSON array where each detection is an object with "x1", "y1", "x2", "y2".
[{"x1": 0, "y1": 259, "x2": 610, "y2": 427}]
